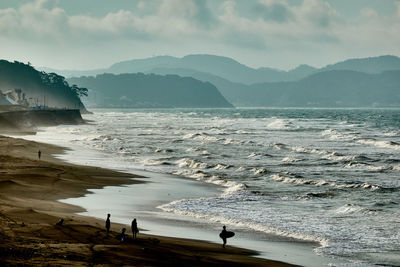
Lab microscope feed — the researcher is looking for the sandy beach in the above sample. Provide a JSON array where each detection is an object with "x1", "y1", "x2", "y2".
[{"x1": 0, "y1": 134, "x2": 295, "y2": 266}]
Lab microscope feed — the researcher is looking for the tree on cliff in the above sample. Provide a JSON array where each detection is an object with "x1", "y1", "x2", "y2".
[
  {"x1": 0, "y1": 60, "x2": 88, "y2": 111},
  {"x1": 71, "y1": 84, "x2": 88, "y2": 98}
]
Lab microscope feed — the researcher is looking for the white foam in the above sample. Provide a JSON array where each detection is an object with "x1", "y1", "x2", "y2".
[
  {"x1": 321, "y1": 129, "x2": 345, "y2": 140},
  {"x1": 282, "y1": 156, "x2": 302, "y2": 163},
  {"x1": 393, "y1": 165, "x2": 400, "y2": 171},
  {"x1": 290, "y1": 146, "x2": 327, "y2": 155},
  {"x1": 321, "y1": 152, "x2": 354, "y2": 162},
  {"x1": 357, "y1": 139, "x2": 400, "y2": 151},
  {"x1": 367, "y1": 165, "x2": 392, "y2": 172},
  {"x1": 176, "y1": 158, "x2": 211, "y2": 169},
  {"x1": 183, "y1": 132, "x2": 220, "y2": 143},
  {"x1": 236, "y1": 166, "x2": 248, "y2": 172},
  {"x1": 140, "y1": 158, "x2": 172, "y2": 166},
  {"x1": 223, "y1": 138, "x2": 240, "y2": 145},
  {"x1": 214, "y1": 163, "x2": 232, "y2": 170},
  {"x1": 383, "y1": 131, "x2": 399, "y2": 137},
  {"x1": 252, "y1": 168, "x2": 268, "y2": 175},
  {"x1": 267, "y1": 119, "x2": 294, "y2": 130},
  {"x1": 271, "y1": 174, "x2": 381, "y2": 190}
]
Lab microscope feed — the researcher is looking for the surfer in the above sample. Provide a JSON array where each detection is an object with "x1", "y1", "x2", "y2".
[
  {"x1": 219, "y1": 225, "x2": 235, "y2": 248},
  {"x1": 38, "y1": 150, "x2": 41, "y2": 160},
  {"x1": 221, "y1": 225, "x2": 227, "y2": 248},
  {"x1": 131, "y1": 218, "x2": 139, "y2": 239},
  {"x1": 105, "y1": 213, "x2": 111, "y2": 234}
]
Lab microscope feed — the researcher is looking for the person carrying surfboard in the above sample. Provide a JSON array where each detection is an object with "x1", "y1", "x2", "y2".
[{"x1": 219, "y1": 225, "x2": 234, "y2": 248}]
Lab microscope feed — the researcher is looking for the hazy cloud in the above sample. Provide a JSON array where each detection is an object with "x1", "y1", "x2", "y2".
[
  {"x1": 254, "y1": 0, "x2": 294, "y2": 23},
  {"x1": 0, "y1": 0, "x2": 399, "y2": 69}
]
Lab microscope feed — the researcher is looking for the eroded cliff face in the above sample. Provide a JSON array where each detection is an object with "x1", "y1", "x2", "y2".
[{"x1": 0, "y1": 109, "x2": 84, "y2": 134}]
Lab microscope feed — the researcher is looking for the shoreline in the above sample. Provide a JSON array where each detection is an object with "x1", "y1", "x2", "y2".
[
  {"x1": 9, "y1": 126, "x2": 338, "y2": 267},
  {"x1": 0, "y1": 134, "x2": 295, "y2": 266}
]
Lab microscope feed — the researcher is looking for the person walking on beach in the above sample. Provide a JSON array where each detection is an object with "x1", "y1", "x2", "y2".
[
  {"x1": 105, "y1": 213, "x2": 111, "y2": 234},
  {"x1": 220, "y1": 225, "x2": 227, "y2": 248},
  {"x1": 131, "y1": 218, "x2": 139, "y2": 239},
  {"x1": 38, "y1": 150, "x2": 41, "y2": 160}
]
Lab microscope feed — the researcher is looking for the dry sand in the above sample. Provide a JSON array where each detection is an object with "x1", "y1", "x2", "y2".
[{"x1": 0, "y1": 135, "x2": 295, "y2": 266}]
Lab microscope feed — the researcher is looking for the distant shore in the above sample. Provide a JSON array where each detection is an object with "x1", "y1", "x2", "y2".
[{"x1": 0, "y1": 134, "x2": 294, "y2": 266}]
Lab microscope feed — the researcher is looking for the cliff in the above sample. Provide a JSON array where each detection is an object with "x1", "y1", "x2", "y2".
[
  {"x1": 0, "y1": 60, "x2": 88, "y2": 113},
  {"x1": 0, "y1": 109, "x2": 84, "y2": 133}
]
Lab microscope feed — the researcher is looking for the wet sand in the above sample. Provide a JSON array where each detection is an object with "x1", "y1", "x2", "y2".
[{"x1": 0, "y1": 135, "x2": 295, "y2": 266}]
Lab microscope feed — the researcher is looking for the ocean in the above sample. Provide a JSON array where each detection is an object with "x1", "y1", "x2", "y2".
[{"x1": 22, "y1": 108, "x2": 400, "y2": 266}]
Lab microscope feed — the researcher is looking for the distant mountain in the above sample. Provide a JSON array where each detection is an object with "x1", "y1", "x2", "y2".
[
  {"x1": 42, "y1": 54, "x2": 400, "y2": 85},
  {"x1": 67, "y1": 73, "x2": 233, "y2": 108},
  {"x1": 108, "y1": 56, "x2": 179, "y2": 74},
  {"x1": 108, "y1": 54, "x2": 320, "y2": 84},
  {"x1": 287, "y1": 64, "x2": 318, "y2": 80},
  {"x1": 216, "y1": 70, "x2": 400, "y2": 107},
  {"x1": 322, "y1": 55, "x2": 400, "y2": 74},
  {"x1": 42, "y1": 54, "x2": 318, "y2": 84},
  {"x1": 39, "y1": 67, "x2": 104, "y2": 79},
  {"x1": 43, "y1": 54, "x2": 400, "y2": 108},
  {"x1": 0, "y1": 60, "x2": 87, "y2": 112}
]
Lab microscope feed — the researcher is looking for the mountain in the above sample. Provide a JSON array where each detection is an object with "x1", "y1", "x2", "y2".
[
  {"x1": 108, "y1": 56, "x2": 179, "y2": 74},
  {"x1": 67, "y1": 73, "x2": 233, "y2": 108},
  {"x1": 107, "y1": 54, "x2": 321, "y2": 84},
  {"x1": 107, "y1": 54, "x2": 279, "y2": 84},
  {"x1": 0, "y1": 60, "x2": 87, "y2": 112},
  {"x1": 42, "y1": 54, "x2": 318, "y2": 84},
  {"x1": 145, "y1": 67, "x2": 246, "y2": 105},
  {"x1": 287, "y1": 64, "x2": 318, "y2": 80},
  {"x1": 42, "y1": 54, "x2": 400, "y2": 108},
  {"x1": 42, "y1": 54, "x2": 400, "y2": 85},
  {"x1": 218, "y1": 70, "x2": 400, "y2": 107},
  {"x1": 322, "y1": 55, "x2": 400, "y2": 74}
]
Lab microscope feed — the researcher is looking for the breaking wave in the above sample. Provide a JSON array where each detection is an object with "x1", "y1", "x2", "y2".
[{"x1": 271, "y1": 174, "x2": 383, "y2": 190}]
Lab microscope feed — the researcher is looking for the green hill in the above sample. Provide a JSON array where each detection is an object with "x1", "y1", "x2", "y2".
[
  {"x1": 0, "y1": 60, "x2": 87, "y2": 112},
  {"x1": 67, "y1": 73, "x2": 233, "y2": 108}
]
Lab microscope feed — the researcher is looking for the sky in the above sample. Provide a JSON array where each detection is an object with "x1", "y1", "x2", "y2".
[{"x1": 0, "y1": 0, "x2": 399, "y2": 70}]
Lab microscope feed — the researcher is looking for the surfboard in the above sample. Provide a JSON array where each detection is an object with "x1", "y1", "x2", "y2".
[{"x1": 219, "y1": 231, "x2": 235, "y2": 239}]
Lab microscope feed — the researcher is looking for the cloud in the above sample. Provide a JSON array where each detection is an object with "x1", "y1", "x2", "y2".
[
  {"x1": 0, "y1": 0, "x2": 399, "y2": 69},
  {"x1": 254, "y1": 0, "x2": 294, "y2": 23},
  {"x1": 0, "y1": 0, "x2": 217, "y2": 43}
]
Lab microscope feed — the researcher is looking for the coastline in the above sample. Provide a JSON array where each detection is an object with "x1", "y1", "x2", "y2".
[{"x1": 0, "y1": 135, "x2": 295, "y2": 266}]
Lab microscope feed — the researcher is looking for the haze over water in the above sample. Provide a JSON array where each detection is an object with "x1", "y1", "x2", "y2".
[{"x1": 34, "y1": 108, "x2": 400, "y2": 266}]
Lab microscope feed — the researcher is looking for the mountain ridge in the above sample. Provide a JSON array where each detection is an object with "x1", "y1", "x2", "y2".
[{"x1": 40, "y1": 54, "x2": 400, "y2": 85}]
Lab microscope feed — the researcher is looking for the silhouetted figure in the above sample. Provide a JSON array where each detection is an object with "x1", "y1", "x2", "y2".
[
  {"x1": 117, "y1": 228, "x2": 127, "y2": 242},
  {"x1": 56, "y1": 218, "x2": 64, "y2": 226},
  {"x1": 220, "y1": 225, "x2": 227, "y2": 248},
  {"x1": 219, "y1": 225, "x2": 235, "y2": 248},
  {"x1": 38, "y1": 150, "x2": 41, "y2": 160},
  {"x1": 131, "y1": 218, "x2": 139, "y2": 239},
  {"x1": 105, "y1": 214, "x2": 111, "y2": 234}
]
